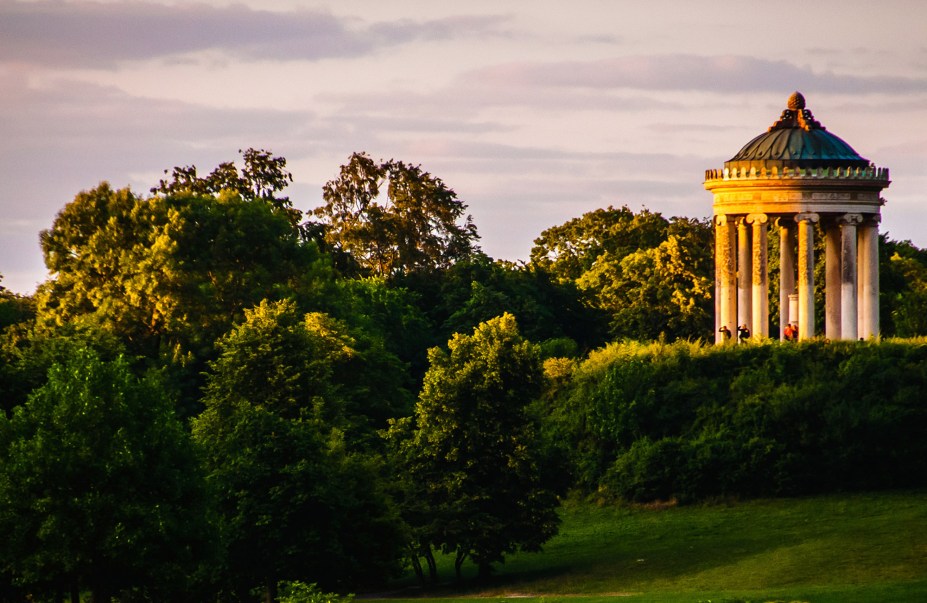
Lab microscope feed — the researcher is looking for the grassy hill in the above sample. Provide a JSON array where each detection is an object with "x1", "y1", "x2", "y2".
[{"x1": 372, "y1": 490, "x2": 927, "y2": 603}]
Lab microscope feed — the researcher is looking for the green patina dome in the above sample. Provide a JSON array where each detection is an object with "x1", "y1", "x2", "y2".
[{"x1": 725, "y1": 92, "x2": 870, "y2": 171}]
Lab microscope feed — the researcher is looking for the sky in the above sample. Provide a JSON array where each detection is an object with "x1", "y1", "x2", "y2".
[{"x1": 2, "y1": 0, "x2": 926, "y2": 294}]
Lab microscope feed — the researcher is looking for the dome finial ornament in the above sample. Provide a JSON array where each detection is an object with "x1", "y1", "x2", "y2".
[{"x1": 768, "y1": 91, "x2": 823, "y2": 132}]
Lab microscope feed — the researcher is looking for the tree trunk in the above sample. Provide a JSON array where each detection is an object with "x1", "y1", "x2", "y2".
[
  {"x1": 264, "y1": 578, "x2": 277, "y2": 603},
  {"x1": 408, "y1": 544, "x2": 425, "y2": 585},
  {"x1": 425, "y1": 547, "x2": 438, "y2": 583},
  {"x1": 454, "y1": 549, "x2": 468, "y2": 580}
]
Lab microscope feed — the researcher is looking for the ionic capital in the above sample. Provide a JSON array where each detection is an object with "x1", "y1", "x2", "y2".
[
  {"x1": 795, "y1": 212, "x2": 820, "y2": 224},
  {"x1": 714, "y1": 214, "x2": 733, "y2": 226},
  {"x1": 746, "y1": 213, "x2": 768, "y2": 225},
  {"x1": 837, "y1": 213, "x2": 863, "y2": 226}
]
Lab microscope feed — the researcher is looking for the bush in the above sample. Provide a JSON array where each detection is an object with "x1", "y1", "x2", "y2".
[
  {"x1": 277, "y1": 581, "x2": 354, "y2": 603},
  {"x1": 541, "y1": 339, "x2": 927, "y2": 502}
]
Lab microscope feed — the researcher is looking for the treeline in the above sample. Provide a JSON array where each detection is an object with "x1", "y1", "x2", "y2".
[{"x1": 2, "y1": 149, "x2": 927, "y2": 601}]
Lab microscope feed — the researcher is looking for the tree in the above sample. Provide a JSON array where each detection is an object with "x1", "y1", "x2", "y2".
[
  {"x1": 385, "y1": 314, "x2": 559, "y2": 580},
  {"x1": 0, "y1": 347, "x2": 214, "y2": 602},
  {"x1": 0, "y1": 322, "x2": 126, "y2": 414},
  {"x1": 530, "y1": 207, "x2": 713, "y2": 342},
  {"x1": 192, "y1": 300, "x2": 403, "y2": 600},
  {"x1": 151, "y1": 147, "x2": 301, "y2": 228},
  {"x1": 530, "y1": 206, "x2": 669, "y2": 283},
  {"x1": 394, "y1": 254, "x2": 608, "y2": 363},
  {"x1": 577, "y1": 218, "x2": 713, "y2": 341},
  {"x1": 0, "y1": 274, "x2": 34, "y2": 333},
  {"x1": 315, "y1": 152, "x2": 479, "y2": 277},
  {"x1": 887, "y1": 250, "x2": 927, "y2": 336},
  {"x1": 34, "y1": 183, "x2": 335, "y2": 412}
]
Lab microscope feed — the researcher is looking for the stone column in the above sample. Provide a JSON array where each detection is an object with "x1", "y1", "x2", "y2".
[
  {"x1": 748, "y1": 213, "x2": 768, "y2": 338},
  {"x1": 825, "y1": 221, "x2": 841, "y2": 339},
  {"x1": 716, "y1": 215, "x2": 737, "y2": 343},
  {"x1": 796, "y1": 213, "x2": 819, "y2": 340},
  {"x1": 840, "y1": 214, "x2": 862, "y2": 340},
  {"x1": 858, "y1": 216, "x2": 880, "y2": 339},
  {"x1": 737, "y1": 218, "x2": 752, "y2": 332},
  {"x1": 778, "y1": 218, "x2": 796, "y2": 340}
]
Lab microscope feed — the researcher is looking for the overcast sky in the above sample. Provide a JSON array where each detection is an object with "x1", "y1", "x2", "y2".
[{"x1": 2, "y1": 0, "x2": 926, "y2": 294}]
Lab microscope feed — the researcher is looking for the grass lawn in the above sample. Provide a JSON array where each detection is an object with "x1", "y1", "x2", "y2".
[{"x1": 369, "y1": 489, "x2": 927, "y2": 603}]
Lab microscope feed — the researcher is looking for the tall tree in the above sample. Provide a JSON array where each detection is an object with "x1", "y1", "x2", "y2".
[
  {"x1": 316, "y1": 152, "x2": 479, "y2": 277},
  {"x1": 0, "y1": 347, "x2": 214, "y2": 602},
  {"x1": 151, "y1": 148, "x2": 301, "y2": 228},
  {"x1": 385, "y1": 314, "x2": 559, "y2": 580},
  {"x1": 34, "y1": 183, "x2": 334, "y2": 402},
  {"x1": 192, "y1": 300, "x2": 403, "y2": 600}
]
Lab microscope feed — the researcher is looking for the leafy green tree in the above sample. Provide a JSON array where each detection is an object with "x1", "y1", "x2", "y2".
[
  {"x1": 530, "y1": 205, "x2": 669, "y2": 283},
  {"x1": 0, "y1": 322, "x2": 126, "y2": 414},
  {"x1": 530, "y1": 207, "x2": 712, "y2": 341},
  {"x1": 193, "y1": 300, "x2": 403, "y2": 600},
  {"x1": 385, "y1": 314, "x2": 559, "y2": 580},
  {"x1": 315, "y1": 152, "x2": 479, "y2": 277},
  {"x1": 34, "y1": 183, "x2": 335, "y2": 413},
  {"x1": 151, "y1": 147, "x2": 302, "y2": 228},
  {"x1": 578, "y1": 219, "x2": 713, "y2": 341},
  {"x1": 0, "y1": 347, "x2": 214, "y2": 602},
  {"x1": 887, "y1": 251, "x2": 927, "y2": 336},
  {"x1": 396, "y1": 254, "x2": 608, "y2": 359},
  {"x1": 0, "y1": 274, "x2": 34, "y2": 333}
]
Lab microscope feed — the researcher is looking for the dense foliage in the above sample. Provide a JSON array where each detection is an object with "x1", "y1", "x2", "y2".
[
  {"x1": 531, "y1": 206, "x2": 714, "y2": 341},
  {"x1": 538, "y1": 339, "x2": 927, "y2": 503},
  {"x1": 3, "y1": 149, "x2": 927, "y2": 601},
  {"x1": 315, "y1": 152, "x2": 479, "y2": 277},
  {"x1": 0, "y1": 348, "x2": 213, "y2": 602},
  {"x1": 385, "y1": 314, "x2": 559, "y2": 581}
]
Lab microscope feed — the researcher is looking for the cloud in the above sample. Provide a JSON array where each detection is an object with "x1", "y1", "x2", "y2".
[
  {"x1": 463, "y1": 55, "x2": 927, "y2": 95},
  {"x1": 0, "y1": 1, "x2": 509, "y2": 68}
]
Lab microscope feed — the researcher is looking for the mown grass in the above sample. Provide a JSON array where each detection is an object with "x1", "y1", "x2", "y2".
[{"x1": 370, "y1": 490, "x2": 927, "y2": 602}]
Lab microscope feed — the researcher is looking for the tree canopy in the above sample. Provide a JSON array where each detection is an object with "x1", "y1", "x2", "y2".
[
  {"x1": 0, "y1": 347, "x2": 213, "y2": 602},
  {"x1": 34, "y1": 183, "x2": 335, "y2": 412},
  {"x1": 315, "y1": 153, "x2": 479, "y2": 277},
  {"x1": 151, "y1": 147, "x2": 301, "y2": 228},
  {"x1": 192, "y1": 300, "x2": 404, "y2": 600},
  {"x1": 386, "y1": 314, "x2": 559, "y2": 579}
]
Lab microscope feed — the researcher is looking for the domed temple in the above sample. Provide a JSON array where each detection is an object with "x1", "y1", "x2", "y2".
[{"x1": 704, "y1": 92, "x2": 890, "y2": 342}]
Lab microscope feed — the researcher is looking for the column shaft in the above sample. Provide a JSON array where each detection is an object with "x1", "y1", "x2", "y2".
[
  {"x1": 841, "y1": 217, "x2": 860, "y2": 340},
  {"x1": 825, "y1": 222, "x2": 841, "y2": 339},
  {"x1": 779, "y1": 220, "x2": 796, "y2": 340},
  {"x1": 749, "y1": 214, "x2": 768, "y2": 338},
  {"x1": 858, "y1": 219, "x2": 880, "y2": 339},
  {"x1": 737, "y1": 218, "x2": 752, "y2": 331},
  {"x1": 716, "y1": 216, "x2": 737, "y2": 343},
  {"x1": 796, "y1": 214, "x2": 818, "y2": 340}
]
